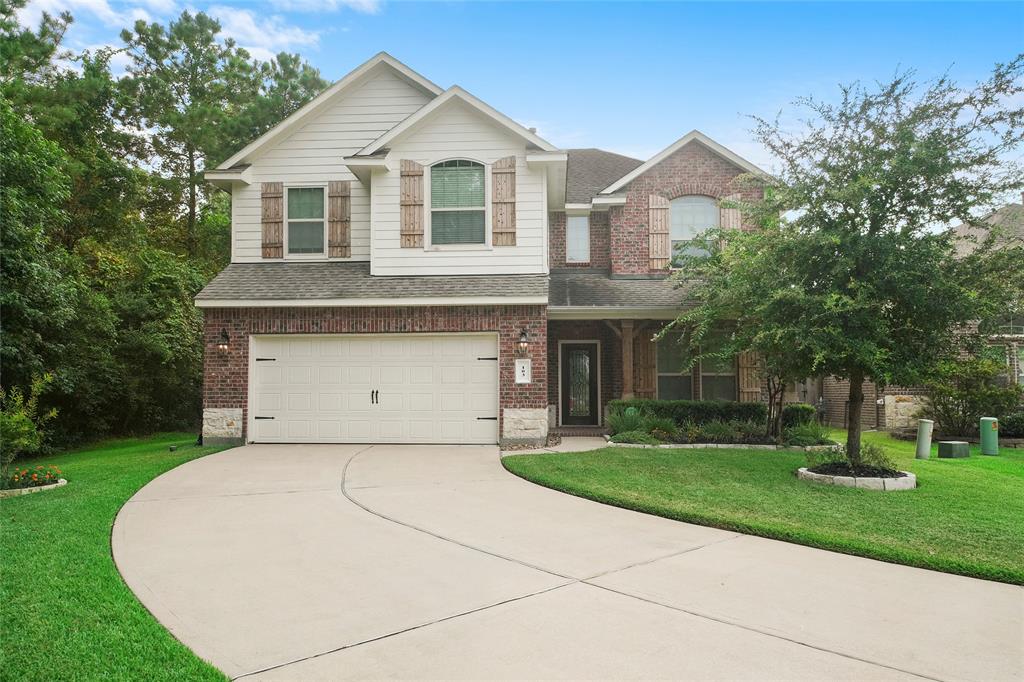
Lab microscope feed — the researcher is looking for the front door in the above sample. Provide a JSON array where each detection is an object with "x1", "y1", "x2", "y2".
[{"x1": 560, "y1": 342, "x2": 599, "y2": 425}]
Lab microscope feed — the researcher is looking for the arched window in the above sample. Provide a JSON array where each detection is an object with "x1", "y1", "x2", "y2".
[
  {"x1": 430, "y1": 159, "x2": 485, "y2": 245},
  {"x1": 670, "y1": 195, "x2": 718, "y2": 257}
]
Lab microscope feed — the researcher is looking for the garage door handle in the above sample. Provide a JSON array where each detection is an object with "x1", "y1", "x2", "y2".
[
  {"x1": 477, "y1": 356, "x2": 498, "y2": 361},
  {"x1": 254, "y1": 416, "x2": 274, "y2": 420},
  {"x1": 254, "y1": 358, "x2": 276, "y2": 362},
  {"x1": 477, "y1": 417, "x2": 498, "y2": 421}
]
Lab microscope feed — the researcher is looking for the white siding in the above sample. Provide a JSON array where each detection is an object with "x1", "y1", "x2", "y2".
[
  {"x1": 370, "y1": 101, "x2": 548, "y2": 275},
  {"x1": 231, "y1": 66, "x2": 432, "y2": 262}
]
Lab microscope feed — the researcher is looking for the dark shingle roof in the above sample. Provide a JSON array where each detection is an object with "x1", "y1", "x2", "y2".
[
  {"x1": 548, "y1": 270, "x2": 693, "y2": 309},
  {"x1": 565, "y1": 148, "x2": 643, "y2": 204},
  {"x1": 950, "y1": 200, "x2": 1024, "y2": 257},
  {"x1": 196, "y1": 262, "x2": 548, "y2": 302}
]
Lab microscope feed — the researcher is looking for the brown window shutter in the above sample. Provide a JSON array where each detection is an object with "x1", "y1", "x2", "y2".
[
  {"x1": 721, "y1": 193, "x2": 742, "y2": 230},
  {"x1": 328, "y1": 180, "x2": 351, "y2": 258},
  {"x1": 492, "y1": 156, "x2": 516, "y2": 246},
  {"x1": 738, "y1": 350, "x2": 763, "y2": 402},
  {"x1": 400, "y1": 160, "x2": 424, "y2": 248},
  {"x1": 648, "y1": 194, "x2": 670, "y2": 269},
  {"x1": 633, "y1": 330, "x2": 657, "y2": 398},
  {"x1": 261, "y1": 182, "x2": 283, "y2": 259}
]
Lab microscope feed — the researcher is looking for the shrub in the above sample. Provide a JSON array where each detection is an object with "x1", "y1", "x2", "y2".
[
  {"x1": 782, "y1": 403, "x2": 817, "y2": 428},
  {"x1": 608, "y1": 399, "x2": 767, "y2": 426},
  {"x1": 7, "y1": 464, "x2": 63, "y2": 490},
  {"x1": 697, "y1": 420, "x2": 740, "y2": 443},
  {"x1": 1, "y1": 374, "x2": 57, "y2": 487},
  {"x1": 644, "y1": 416, "x2": 679, "y2": 441},
  {"x1": 1000, "y1": 412, "x2": 1024, "y2": 438},
  {"x1": 784, "y1": 421, "x2": 834, "y2": 447},
  {"x1": 806, "y1": 442, "x2": 896, "y2": 476},
  {"x1": 609, "y1": 430, "x2": 663, "y2": 445},
  {"x1": 607, "y1": 409, "x2": 647, "y2": 435},
  {"x1": 919, "y1": 356, "x2": 1023, "y2": 435}
]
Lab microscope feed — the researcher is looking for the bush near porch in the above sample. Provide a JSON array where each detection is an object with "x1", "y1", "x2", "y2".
[
  {"x1": 608, "y1": 399, "x2": 767, "y2": 425},
  {"x1": 504, "y1": 430, "x2": 1024, "y2": 584}
]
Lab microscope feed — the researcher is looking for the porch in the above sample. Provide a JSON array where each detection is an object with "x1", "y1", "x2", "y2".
[{"x1": 546, "y1": 318, "x2": 763, "y2": 430}]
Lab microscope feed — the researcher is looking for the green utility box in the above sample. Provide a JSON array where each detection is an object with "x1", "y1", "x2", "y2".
[
  {"x1": 938, "y1": 441, "x2": 970, "y2": 458},
  {"x1": 980, "y1": 417, "x2": 999, "y2": 455}
]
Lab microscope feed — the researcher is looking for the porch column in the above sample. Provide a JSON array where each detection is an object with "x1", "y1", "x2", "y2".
[{"x1": 621, "y1": 319, "x2": 635, "y2": 399}]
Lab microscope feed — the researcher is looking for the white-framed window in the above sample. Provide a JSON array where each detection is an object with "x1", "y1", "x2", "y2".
[
  {"x1": 670, "y1": 195, "x2": 718, "y2": 259},
  {"x1": 286, "y1": 186, "x2": 326, "y2": 256},
  {"x1": 566, "y1": 215, "x2": 590, "y2": 263},
  {"x1": 656, "y1": 331, "x2": 693, "y2": 399},
  {"x1": 430, "y1": 159, "x2": 485, "y2": 245},
  {"x1": 700, "y1": 329, "x2": 737, "y2": 400}
]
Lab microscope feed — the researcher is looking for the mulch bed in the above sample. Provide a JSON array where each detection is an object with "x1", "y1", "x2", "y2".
[{"x1": 809, "y1": 463, "x2": 906, "y2": 478}]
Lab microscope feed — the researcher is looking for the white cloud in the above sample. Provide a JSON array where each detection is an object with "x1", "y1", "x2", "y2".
[
  {"x1": 208, "y1": 5, "x2": 322, "y2": 61},
  {"x1": 17, "y1": 0, "x2": 153, "y2": 29},
  {"x1": 277, "y1": 0, "x2": 381, "y2": 14}
]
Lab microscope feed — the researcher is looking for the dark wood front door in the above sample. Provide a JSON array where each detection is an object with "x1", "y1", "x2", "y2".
[{"x1": 560, "y1": 343, "x2": 599, "y2": 425}]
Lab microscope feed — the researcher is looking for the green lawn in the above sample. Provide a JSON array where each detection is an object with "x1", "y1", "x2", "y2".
[
  {"x1": 1, "y1": 434, "x2": 229, "y2": 682},
  {"x1": 504, "y1": 431, "x2": 1024, "y2": 584}
]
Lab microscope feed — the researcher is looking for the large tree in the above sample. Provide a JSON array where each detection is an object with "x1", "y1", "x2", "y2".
[{"x1": 672, "y1": 57, "x2": 1024, "y2": 464}]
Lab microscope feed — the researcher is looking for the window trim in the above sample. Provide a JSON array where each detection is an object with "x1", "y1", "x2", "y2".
[
  {"x1": 655, "y1": 331, "x2": 694, "y2": 400},
  {"x1": 284, "y1": 183, "x2": 328, "y2": 260},
  {"x1": 669, "y1": 194, "x2": 719, "y2": 263},
  {"x1": 565, "y1": 214, "x2": 591, "y2": 264},
  {"x1": 425, "y1": 158, "x2": 492, "y2": 251},
  {"x1": 699, "y1": 356, "x2": 739, "y2": 401}
]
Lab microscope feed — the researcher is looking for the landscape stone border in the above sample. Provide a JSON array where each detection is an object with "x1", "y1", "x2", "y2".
[
  {"x1": 0, "y1": 478, "x2": 68, "y2": 499},
  {"x1": 605, "y1": 441, "x2": 839, "y2": 452},
  {"x1": 797, "y1": 468, "x2": 915, "y2": 491}
]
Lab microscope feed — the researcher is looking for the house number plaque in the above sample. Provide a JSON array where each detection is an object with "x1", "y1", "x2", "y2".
[{"x1": 515, "y1": 358, "x2": 532, "y2": 384}]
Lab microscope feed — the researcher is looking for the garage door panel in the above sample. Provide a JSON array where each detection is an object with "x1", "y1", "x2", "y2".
[{"x1": 250, "y1": 334, "x2": 498, "y2": 444}]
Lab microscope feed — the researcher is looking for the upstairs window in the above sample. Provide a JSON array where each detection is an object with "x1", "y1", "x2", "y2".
[
  {"x1": 670, "y1": 195, "x2": 718, "y2": 259},
  {"x1": 287, "y1": 186, "x2": 325, "y2": 255},
  {"x1": 431, "y1": 160, "x2": 485, "y2": 245},
  {"x1": 566, "y1": 216, "x2": 590, "y2": 263}
]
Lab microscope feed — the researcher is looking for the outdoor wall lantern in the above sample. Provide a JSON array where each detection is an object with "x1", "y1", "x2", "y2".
[
  {"x1": 217, "y1": 328, "x2": 230, "y2": 352},
  {"x1": 517, "y1": 329, "x2": 530, "y2": 355}
]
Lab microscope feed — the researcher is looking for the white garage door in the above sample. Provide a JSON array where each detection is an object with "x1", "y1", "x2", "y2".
[{"x1": 249, "y1": 334, "x2": 499, "y2": 444}]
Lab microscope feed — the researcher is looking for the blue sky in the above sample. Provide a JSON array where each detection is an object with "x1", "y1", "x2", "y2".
[{"x1": 17, "y1": 1, "x2": 1024, "y2": 166}]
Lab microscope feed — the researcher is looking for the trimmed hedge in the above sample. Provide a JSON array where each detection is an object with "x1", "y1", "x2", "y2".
[
  {"x1": 782, "y1": 402, "x2": 817, "y2": 428},
  {"x1": 608, "y1": 399, "x2": 767, "y2": 425},
  {"x1": 1001, "y1": 412, "x2": 1024, "y2": 438}
]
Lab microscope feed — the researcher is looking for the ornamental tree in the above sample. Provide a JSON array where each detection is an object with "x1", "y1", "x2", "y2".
[{"x1": 672, "y1": 57, "x2": 1024, "y2": 464}]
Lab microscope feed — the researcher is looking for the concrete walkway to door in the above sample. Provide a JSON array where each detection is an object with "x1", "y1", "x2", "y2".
[{"x1": 113, "y1": 444, "x2": 1023, "y2": 681}]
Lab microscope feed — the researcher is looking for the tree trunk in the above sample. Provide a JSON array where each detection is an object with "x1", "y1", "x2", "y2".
[
  {"x1": 187, "y1": 148, "x2": 197, "y2": 257},
  {"x1": 846, "y1": 372, "x2": 864, "y2": 466}
]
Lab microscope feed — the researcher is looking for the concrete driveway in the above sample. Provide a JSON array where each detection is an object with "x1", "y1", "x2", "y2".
[{"x1": 113, "y1": 444, "x2": 1023, "y2": 681}]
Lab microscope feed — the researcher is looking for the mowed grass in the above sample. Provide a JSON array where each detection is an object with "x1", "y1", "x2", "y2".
[
  {"x1": 504, "y1": 431, "x2": 1024, "y2": 584},
  {"x1": 1, "y1": 434, "x2": 229, "y2": 682}
]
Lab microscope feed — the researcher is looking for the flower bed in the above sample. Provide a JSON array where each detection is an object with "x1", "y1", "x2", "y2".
[{"x1": 3, "y1": 465, "x2": 64, "y2": 493}]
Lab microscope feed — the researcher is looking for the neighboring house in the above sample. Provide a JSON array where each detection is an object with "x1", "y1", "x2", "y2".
[
  {"x1": 197, "y1": 53, "x2": 768, "y2": 446},
  {"x1": 821, "y1": 195, "x2": 1024, "y2": 430}
]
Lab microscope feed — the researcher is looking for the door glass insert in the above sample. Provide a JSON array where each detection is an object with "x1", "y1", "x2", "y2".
[{"x1": 567, "y1": 349, "x2": 591, "y2": 417}]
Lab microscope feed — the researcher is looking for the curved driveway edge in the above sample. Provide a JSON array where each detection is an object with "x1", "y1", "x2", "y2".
[{"x1": 113, "y1": 444, "x2": 1023, "y2": 681}]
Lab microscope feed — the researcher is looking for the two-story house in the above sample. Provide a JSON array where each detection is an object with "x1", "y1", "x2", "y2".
[{"x1": 197, "y1": 53, "x2": 768, "y2": 446}]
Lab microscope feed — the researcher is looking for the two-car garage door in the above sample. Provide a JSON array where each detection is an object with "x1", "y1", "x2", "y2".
[{"x1": 249, "y1": 334, "x2": 499, "y2": 444}]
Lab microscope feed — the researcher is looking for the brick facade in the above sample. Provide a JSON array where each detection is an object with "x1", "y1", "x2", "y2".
[
  {"x1": 547, "y1": 320, "x2": 623, "y2": 426},
  {"x1": 203, "y1": 305, "x2": 547, "y2": 443},
  {"x1": 548, "y1": 211, "x2": 611, "y2": 270},
  {"x1": 609, "y1": 141, "x2": 763, "y2": 276}
]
